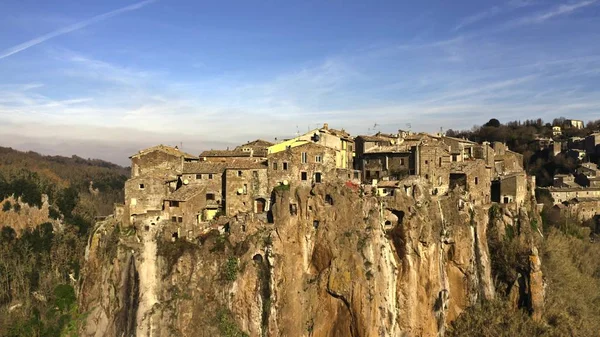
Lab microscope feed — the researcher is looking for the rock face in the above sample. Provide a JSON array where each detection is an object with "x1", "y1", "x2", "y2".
[{"x1": 80, "y1": 178, "x2": 542, "y2": 337}]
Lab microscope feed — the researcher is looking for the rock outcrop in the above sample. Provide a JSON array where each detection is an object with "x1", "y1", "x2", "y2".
[{"x1": 80, "y1": 178, "x2": 543, "y2": 337}]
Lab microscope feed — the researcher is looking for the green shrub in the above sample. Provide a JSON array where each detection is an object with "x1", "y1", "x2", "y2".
[
  {"x1": 216, "y1": 309, "x2": 249, "y2": 337},
  {"x1": 222, "y1": 257, "x2": 239, "y2": 282},
  {"x1": 13, "y1": 203, "x2": 21, "y2": 213},
  {"x1": 273, "y1": 184, "x2": 290, "y2": 192},
  {"x1": 2, "y1": 200, "x2": 11, "y2": 212}
]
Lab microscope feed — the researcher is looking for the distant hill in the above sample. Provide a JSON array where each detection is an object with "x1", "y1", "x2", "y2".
[
  {"x1": 0, "y1": 146, "x2": 129, "y2": 225},
  {"x1": 0, "y1": 146, "x2": 129, "y2": 335}
]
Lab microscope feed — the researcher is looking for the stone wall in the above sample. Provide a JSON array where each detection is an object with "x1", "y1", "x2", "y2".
[
  {"x1": 163, "y1": 192, "x2": 207, "y2": 237},
  {"x1": 418, "y1": 143, "x2": 451, "y2": 194},
  {"x1": 131, "y1": 151, "x2": 183, "y2": 178},
  {"x1": 224, "y1": 168, "x2": 269, "y2": 216},
  {"x1": 124, "y1": 176, "x2": 168, "y2": 222},
  {"x1": 267, "y1": 143, "x2": 338, "y2": 190}
]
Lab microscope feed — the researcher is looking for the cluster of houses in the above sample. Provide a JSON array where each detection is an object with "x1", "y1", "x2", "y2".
[
  {"x1": 538, "y1": 162, "x2": 600, "y2": 223},
  {"x1": 535, "y1": 118, "x2": 600, "y2": 160},
  {"x1": 116, "y1": 123, "x2": 531, "y2": 240},
  {"x1": 529, "y1": 119, "x2": 600, "y2": 224}
]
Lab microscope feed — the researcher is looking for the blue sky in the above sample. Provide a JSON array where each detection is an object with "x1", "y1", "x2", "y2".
[{"x1": 1, "y1": 0, "x2": 599, "y2": 164}]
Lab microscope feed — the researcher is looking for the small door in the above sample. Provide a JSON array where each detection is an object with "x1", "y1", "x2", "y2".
[{"x1": 256, "y1": 198, "x2": 266, "y2": 213}]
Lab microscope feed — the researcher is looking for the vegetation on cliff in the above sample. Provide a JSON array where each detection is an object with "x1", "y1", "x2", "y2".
[
  {"x1": 0, "y1": 147, "x2": 128, "y2": 337},
  {"x1": 449, "y1": 205, "x2": 600, "y2": 336}
]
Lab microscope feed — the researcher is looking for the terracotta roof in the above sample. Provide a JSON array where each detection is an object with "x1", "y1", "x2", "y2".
[
  {"x1": 183, "y1": 162, "x2": 228, "y2": 173},
  {"x1": 130, "y1": 144, "x2": 197, "y2": 159},
  {"x1": 166, "y1": 185, "x2": 205, "y2": 202},
  {"x1": 450, "y1": 160, "x2": 486, "y2": 173},
  {"x1": 365, "y1": 145, "x2": 412, "y2": 154},
  {"x1": 200, "y1": 149, "x2": 250, "y2": 157},
  {"x1": 183, "y1": 160, "x2": 267, "y2": 173},
  {"x1": 235, "y1": 139, "x2": 274, "y2": 148},
  {"x1": 545, "y1": 186, "x2": 600, "y2": 192},
  {"x1": 224, "y1": 161, "x2": 268, "y2": 170},
  {"x1": 356, "y1": 135, "x2": 394, "y2": 142},
  {"x1": 441, "y1": 136, "x2": 477, "y2": 145}
]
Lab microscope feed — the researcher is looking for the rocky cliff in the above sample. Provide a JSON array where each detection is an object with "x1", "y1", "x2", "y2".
[{"x1": 79, "y1": 177, "x2": 543, "y2": 337}]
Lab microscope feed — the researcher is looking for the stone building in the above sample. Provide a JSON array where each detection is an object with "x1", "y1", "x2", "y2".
[
  {"x1": 441, "y1": 136, "x2": 479, "y2": 162},
  {"x1": 179, "y1": 162, "x2": 227, "y2": 207},
  {"x1": 267, "y1": 142, "x2": 339, "y2": 189},
  {"x1": 585, "y1": 133, "x2": 600, "y2": 155},
  {"x1": 491, "y1": 172, "x2": 527, "y2": 205},
  {"x1": 130, "y1": 145, "x2": 197, "y2": 178},
  {"x1": 199, "y1": 149, "x2": 265, "y2": 162},
  {"x1": 449, "y1": 160, "x2": 491, "y2": 204},
  {"x1": 223, "y1": 162, "x2": 269, "y2": 217},
  {"x1": 552, "y1": 126, "x2": 562, "y2": 136},
  {"x1": 542, "y1": 186, "x2": 600, "y2": 204},
  {"x1": 554, "y1": 198, "x2": 600, "y2": 222},
  {"x1": 360, "y1": 147, "x2": 413, "y2": 182},
  {"x1": 417, "y1": 141, "x2": 452, "y2": 195},
  {"x1": 268, "y1": 123, "x2": 354, "y2": 170},
  {"x1": 564, "y1": 119, "x2": 584, "y2": 129},
  {"x1": 492, "y1": 142, "x2": 524, "y2": 176},
  {"x1": 162, "y1": 184, "x2": 213, "y2": 238},
  {"x1": 234, "y1": 139, "x2": 273, "y2": 158},
  {"x1": 125, "y1": 175, "x2": 168, "y2": 216},
  {"x1": 354, "y1": 134, "x2": 395, "y2": 166},
  {"x1": 575, "y1": 164, "x2": 600, "y2": 187}
]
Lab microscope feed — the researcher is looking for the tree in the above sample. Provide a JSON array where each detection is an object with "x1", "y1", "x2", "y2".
[{"x1": 484, "y1": 118, "x2": 501, "y2": 128}]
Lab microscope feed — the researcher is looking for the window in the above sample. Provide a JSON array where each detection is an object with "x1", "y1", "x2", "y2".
[
  {"x1": 238, "y1": 170, "x2": 243, "y2": 177},
  {"x1": 177, "y1": 217, "x2": 183, "y2": 223},
  {"x1": 196, "y1": 174, "x2": 202, "y2": 179},
  {"x1": 206, "y1": 193, "x2": 215, "y2": 200},
  {"x1": 475, "y1": 177, "x2": 479, "y2": 185},
  {"x1": 208, "y1": 173, "x2": 213, "y2": 179},
  {"x1": 253, "y1": 170, "x2": 258, "y2": 179},
  {"x1": 301, "y1": 172, "x2": 308, "y2": 180},
  {"x1": 301, "y1": 152, "x2": 308, "y2": 163},
  {"x1": 171, "y1": 216, "x2": 177, "y2": 222},
  {"x1": 243, "y1": 184, "x2": 247, "y2": 195},
  {"x1": 283, "y1": 162, "x2": 288, "y2": 170},
  {"x1": 139, "y1": 183, "x2": 145, "y2": 189},
  {"x1": 315, "y1": 155, "x2": 322, "y2": 163},
  {"x1": 170, "y1": 200, "x2": 179, "y2": 207},
  {"x1": 425, "y1": 160, "x2": 429, "y2": 164},
  {"x1": 315, "y1": 172, "x2": 322, "y2": 183},
  {"x1": 273, "y1": 162, "x2": 278, "y2": 170},
  {"x1": 400, "y1": 158, "x2": 405, "y2": 166},
  {"x1": 439, "y1": 158, "x2": 442, "y2": 167},
  {"x1": 349, "y1": 145, "x2": 353, "y2": 151}
]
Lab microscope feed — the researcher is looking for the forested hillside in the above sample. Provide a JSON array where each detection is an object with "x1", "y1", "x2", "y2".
[
  {"x1": 446, "y1": 117, "x2": 600, "y2": 186},
  {"x1": 0, "y1": 146, "x2": 128, "y2": 336}
]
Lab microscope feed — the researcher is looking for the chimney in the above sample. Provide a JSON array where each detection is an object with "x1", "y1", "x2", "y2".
[{"x1": 323, "y1": 123, "x2": 329, "y2": 130}]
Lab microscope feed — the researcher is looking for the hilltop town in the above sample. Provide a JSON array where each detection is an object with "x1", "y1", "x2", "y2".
[{"x1": 115, "y1": 122, "x2": 543, "y2": 241}]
